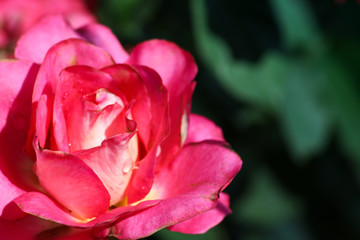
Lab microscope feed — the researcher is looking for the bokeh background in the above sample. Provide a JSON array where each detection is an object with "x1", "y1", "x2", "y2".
[{"x1": 96, "y1": 0, "x2": 360, "y2": 239}]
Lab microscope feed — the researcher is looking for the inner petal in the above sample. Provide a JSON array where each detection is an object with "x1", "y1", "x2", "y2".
[{"x1": 66, "y1": 89, "x2": 126, "y2": 152}]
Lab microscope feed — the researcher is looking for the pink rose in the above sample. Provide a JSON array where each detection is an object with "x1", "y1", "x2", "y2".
[
  {"x1": 0, "y1": 0, "x2": 95, "y2": 48},
  {"x1": 0, "y1": 15, "x2": 242, "y2": 239}
]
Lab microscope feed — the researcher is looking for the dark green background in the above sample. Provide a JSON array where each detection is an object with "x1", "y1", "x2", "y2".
[{"x1": 96, "y1": 0, "x2": 360, "y2": 239}]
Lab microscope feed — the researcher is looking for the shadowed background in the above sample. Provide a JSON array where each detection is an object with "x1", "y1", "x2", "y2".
[{"x1": 96, "y1": 0, "x2": 360, "y2": 239}]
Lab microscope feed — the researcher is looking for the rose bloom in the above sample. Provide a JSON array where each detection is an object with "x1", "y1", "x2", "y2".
[
  {"x1": 0, "y1": 15, "x2": 242, "y2": 239},
  {"x1": 0, "y1": 0, "x2": 95, "y2": 49}
]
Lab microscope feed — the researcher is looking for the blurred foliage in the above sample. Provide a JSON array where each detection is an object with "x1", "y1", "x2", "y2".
[{"x1": 97, "y1": 0, "x2": 360, "y2": 239}]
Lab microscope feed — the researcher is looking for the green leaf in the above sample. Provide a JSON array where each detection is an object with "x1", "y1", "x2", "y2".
[
  {"x1": 326, "y1": 61, "x2": 360, "y2": 180},
  {"x1": 233, "y1": 168, "x2": 302, "y2": 226},
  {"x1": 191, "y1": 0, "x2": 288, "y2": 112},
  {"x1": 281, "y1": 60, "x2": 332, "y2": 160},
  {"x1": 98, "y1": 0, "x2": 160, "y2": 40},
  {"x1": 154, "y1": 224, "x2": 228, "y2": 240},
  {"x1": 269, "y1": 0, "x2": 325, "y2": 54}
]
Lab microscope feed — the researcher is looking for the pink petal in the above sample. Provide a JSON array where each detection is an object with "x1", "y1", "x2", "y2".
[
  {"x1": 33, "y1": 140, "x2": 110, "y2": 220},
  {"x1": 111, "y1": 141, "x2": 242, "y2": 239},
  {"x1": 184, "y1": 113, "x2": 225, "y2": 145},
  {"x1": 15, "y1": 14, "x2": 82, "y2": 64},
  {"x1": 127, "y1": 39, "x2": 197, "y2": 97},
  {"x1": 74, "y1": 133, "x2": 139, "y2": 206},
  {"x1": 102, "y1": 64, "x2": 169, "y2": 151},
  {"x1": 156, "y1": 141, "x2": 242, "y2": 198},
  {"x1": 126, "y1": 144, "x2": 158, "y2": 204},
  {"x1": 25, "y1": 40, "x2": 115, "y2": 152},
  {"x1": 0, "y1": 60, "x2": 39, "y2": 215},
  {"x1": 32, "y1": 38, "x2": 114, "y2": 105},
  {"x1": 76, "y1": 23, "x2": 129, "y2": 63},
  {"x1": 14, "y1": 192, "x2": 81, "y2": 225},
  {"x1": 112, "y1": 196, "x2": 217, "y2": 239},
  {"x1": 167, "y1": 192, "x2": 231, "y2": 234},
  {"x1": 39, "y1": 229, "x2": 94, "y2": 240},
  {"x1": 36, "y1": 226, "x2": 94, "y2": 240},
  {"x1": 128, "y1": 40, "x2": 198, "y2": 167},
  {"x1": 52, "y1": 66, "x2": 125, "y2": 152},
  {"x1": 35, "y1": 95, "x2": 51, "y2": 148},
  {"x1": 0, "y1": 214, "x2": 59, "y2": 240},
  {"x1": 14, "y1": 191, "x2": 160, "y2": 228},
  {"x1": 102, "y1": 64, "x2": 170, "y2": 203}
]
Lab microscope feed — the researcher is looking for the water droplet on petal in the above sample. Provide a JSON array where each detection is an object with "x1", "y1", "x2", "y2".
[
  {"x1": 122, "y1": 162, "x2": 132, "y2": 174},
  {"x1": 156, "y1": 146, "x2": 162, "y2": 157}
]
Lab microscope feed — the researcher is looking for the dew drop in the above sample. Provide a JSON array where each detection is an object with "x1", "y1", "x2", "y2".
[
  {"x1": 156, "y1": 146, "x2": 162, "y2": 157},
  {"x1": 63, "y1": 92, "x2": 69, "y2": 99},
  {"x1": 122, "y1": 162, "x2": 132, "y2": 174}
]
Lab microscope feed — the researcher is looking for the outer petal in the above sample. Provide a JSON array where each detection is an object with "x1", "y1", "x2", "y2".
[
  {"x1": 37, "y1": 228, "x2": 94, "y2": 240},
  {"x1": 167, "y1": 192, "x2": 231, "y2": 234},
  {"x1": 0, "y1": 214, "x2": 59, "y2": 240},
  {"x1": 76, "y1": 23, "x2": 129, "y2": 63},
  {"x1": 34, "y1": 140, "x2": 110, "y2": 220},
  {"x1": 184, "y1": 113, "x2": 225, "y2": 145},
  {"x1": 0, "y1": 60, "x2": 39, "y2": 215},
  {"x1": 110, "y1": 141, "x2": 242, "y2": 239},
  {"x1": 15, "y1": 191, "x2": 160, "y2": 228},
  {"x1": 128, "y1": 39, "x2": 198, "y2": 167},
  {"x1": 15, "y1": 14, "x2": 82, "y2": 64},
  {"x1": 127, "y1": 39, "x2": 197, "y2": 96}
]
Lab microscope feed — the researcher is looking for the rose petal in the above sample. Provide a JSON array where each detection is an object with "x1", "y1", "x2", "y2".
[
  {"x1": 35, "y1": 95, "x2": 51, "y2": 148},
  {"x1": 37, "y1": 228, "x2": 94, "y2": 240},
  {"x1": 74, "y1": 133, "x2": 138, "y2": 206},
  {"x1": 0, "y1": 60, "x2": 39, "y2": 215},
  {"x1": 52, "y1": 66, "x2": 125, "y2": 152},
  {"x1": 26, "y1": 40, "x2": 115, "y2": 152},
  {"x1": 126, "y1": 144, "x2": 158, "y2": 204},
  {"x1": 167, "y1": 192, "x2": 231, "y2": 234},
  {"x1": 0, "y1": 214, "x2": 59, "y2": 240},
  {"x1": 14, "y1": 191, "x2": 160, "y2": 228},
  {"x1": 184, "y1": 113, "x2": 225, "y2": 145},
  {"x1": 111, "y1": 141, "x2": 242, "y2": 239},
  {"x1": 102, "y1": 64, "x2": 169, "y2": 152},
  {"x1": 76, "y1": 23, "x2": 129, "y2": 63},
  {"x1": 34, "y1": 140, "x2": 110, "y2": 220},
  {"x1": 127, "y1": 40, "x2": 197, "y2": 164},
  {"x1": 127, "y1": 39, "x2": 197, "y2": 96},
  {"x1": 15, "y1": 14, "x2": 82, "y2": 64},
  {"x1": 14, "y1": 192, "x2": 81, "y2": 225},
  {"x1": 32, "y1": 38, "x2": 114, "y2": 104}
]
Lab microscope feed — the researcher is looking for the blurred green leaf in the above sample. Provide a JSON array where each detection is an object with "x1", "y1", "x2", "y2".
[
  {"x1": 98, "y1": 0, "x2": 160, "y2": 40},
  {"x1": 233, "y1": 168, "x2": 302, "y2": 226},
  {"x1": 326, "y1": 61, "x2": 360, "y2": 180},
  {"x1": 269, "y1": 0, "x2": 325, "y2": 54},
  {"x1": 191, "y1": 0, "x2": 287, "y2": 112},
  {"x1": 153, "y1": 224, "x2": 228, "y2": 240},
  {"x1": 191, "y1": 0, "x2": 332, "y2": 160},
  {"x1": 281, "y1": 60, "x2": 332, "y2": 160}
]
